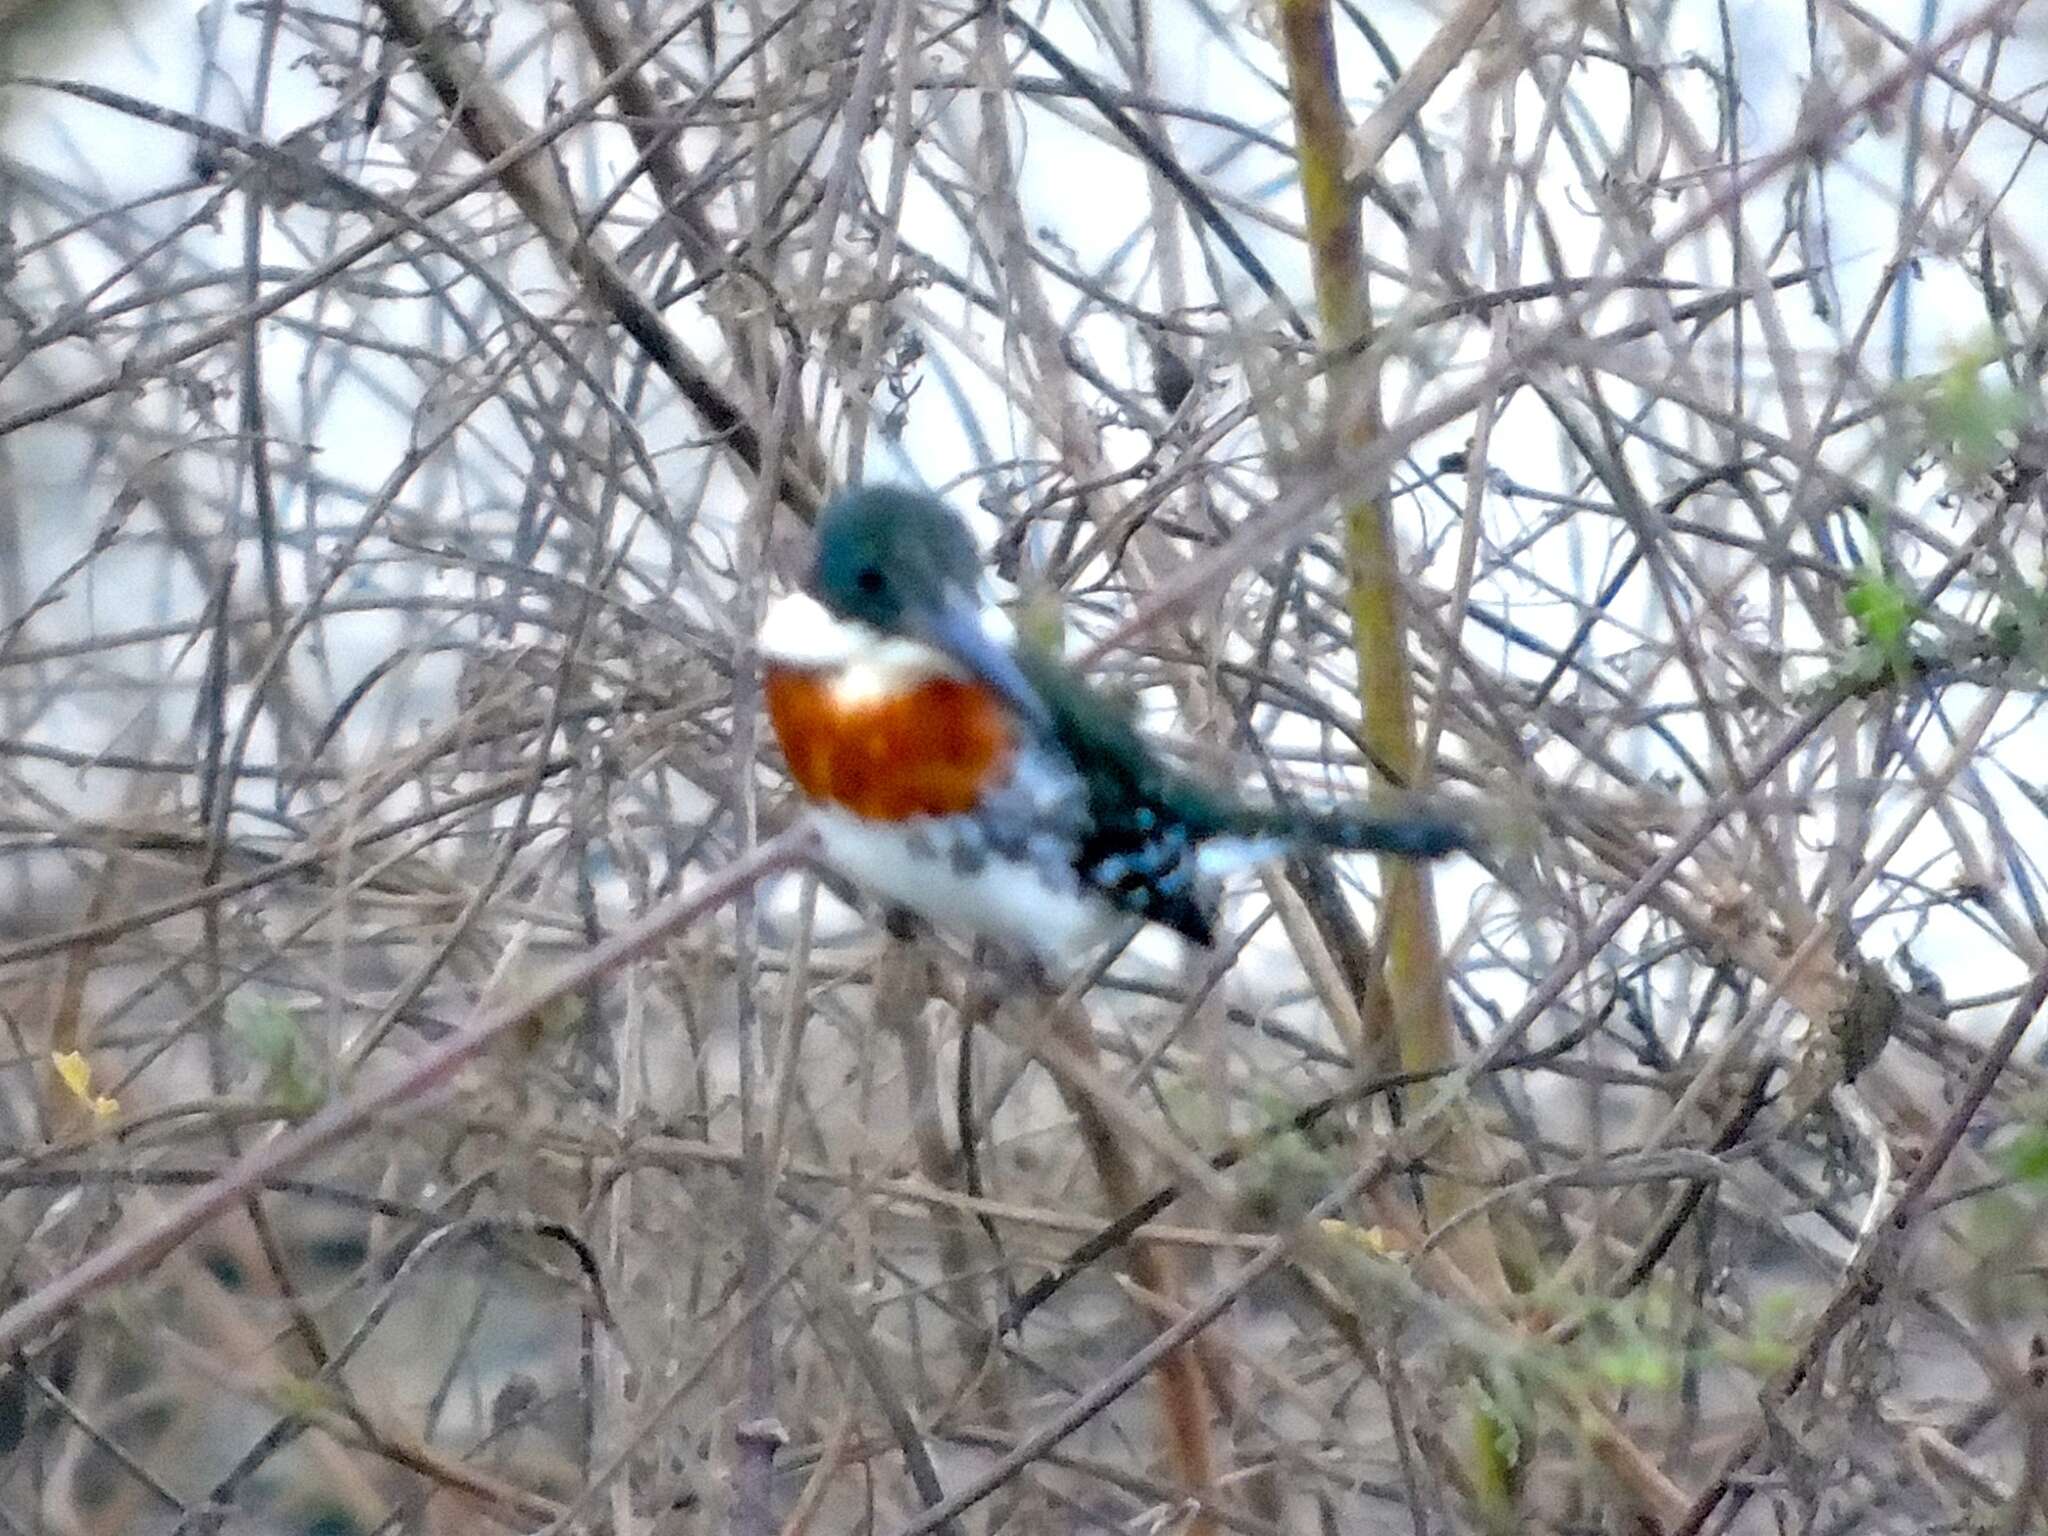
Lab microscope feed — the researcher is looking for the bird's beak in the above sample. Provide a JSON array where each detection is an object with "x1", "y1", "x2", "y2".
[{"x1": 914, "y1": 597, "x2": 1053, "y2": 736}]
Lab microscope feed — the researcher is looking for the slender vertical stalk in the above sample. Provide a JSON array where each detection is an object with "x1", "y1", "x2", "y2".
[
  {"x1": 1275, "y1": 0, "x2": 1509, "y2": 1306},
  {"x1": 1042, "y1": 998, "x2": 1220, "y2": 1536}
]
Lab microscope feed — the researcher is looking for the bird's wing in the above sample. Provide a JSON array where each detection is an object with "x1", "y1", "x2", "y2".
[
  {"x1": 1012, "y1": 642, "x2": 1479, "y2": 861},
  {"x1": 1010, "y1": 642, "x2": 1239, "y2": 838}
]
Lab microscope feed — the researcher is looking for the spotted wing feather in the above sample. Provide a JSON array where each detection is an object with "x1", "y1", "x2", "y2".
[
  {"x1": 1011, "y1": 643, "x2": 1477, "y2": 945},
  {"x1": 1011, "y1": 646, "x2": 1237, "y2": 945}
]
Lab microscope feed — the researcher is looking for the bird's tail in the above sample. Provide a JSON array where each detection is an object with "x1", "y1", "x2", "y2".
[{"x1": 1229, "y1": 802, "x2": 1480, "y2": 860}]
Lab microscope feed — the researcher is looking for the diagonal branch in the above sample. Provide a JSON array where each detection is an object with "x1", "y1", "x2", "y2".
[{"x1": 0, "y1": 826, "x2": 817, "y2": 1356}]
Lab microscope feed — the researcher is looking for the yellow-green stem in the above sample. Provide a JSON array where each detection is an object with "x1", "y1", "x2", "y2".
[{"x1": 1276, "y1": 0, "x2": 1509, "y2": 1305}]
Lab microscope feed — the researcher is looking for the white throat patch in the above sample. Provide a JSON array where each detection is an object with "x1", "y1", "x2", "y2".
[
  {"x1": 758, "y1": 589, "x2": 1020, "y2": 708},
  {"x1": 757, "y1": 590, "x2": 952, "y2": 707}
]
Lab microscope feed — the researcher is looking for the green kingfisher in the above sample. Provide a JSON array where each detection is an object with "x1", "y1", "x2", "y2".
[{"x1": 759, "y1": 486, "x2": 1474, "y2": 967}]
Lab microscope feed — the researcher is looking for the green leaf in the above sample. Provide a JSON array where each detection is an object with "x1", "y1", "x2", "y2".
[
  {"x1": 229, "y1": 995, "x2": 327, "y2": 1115},
  {"x1": 1591, "y1": 1338, "x2": 1679, "y2": 1391},
  {"x1": 1466, "y1": 1376, "x2": 1523, "y2": 1519},
  {"x1": 1919, "y1": 351, "x2": 2029, "y2": 477},
  {"x1": 2004, "y1": 1124, "x2": 2048, "y2": 1187},
  {"x1": 1845, "y1": 571, "x2": 1916, "y2": 652},
  {"x1": 230, "y1": 995, "x2": 300, "y2": 1066},
  {"x1": 1844, "y1": 566, "x2": 1921, "y2": 686}
]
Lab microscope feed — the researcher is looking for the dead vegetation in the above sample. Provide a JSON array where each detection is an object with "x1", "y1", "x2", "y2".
[{"x1": 3, "y1": 0, "x2": 2048, "y2": 1532}]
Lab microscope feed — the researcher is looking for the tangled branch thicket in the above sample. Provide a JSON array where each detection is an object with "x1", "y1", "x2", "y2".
[{"x1": 3, "y1": 0, "x2": 2047, "y2": 1531}]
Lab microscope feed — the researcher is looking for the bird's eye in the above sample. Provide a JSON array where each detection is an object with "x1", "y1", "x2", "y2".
[{"x1": 855, "y1": 567, "x2": 885, "y2": 595}]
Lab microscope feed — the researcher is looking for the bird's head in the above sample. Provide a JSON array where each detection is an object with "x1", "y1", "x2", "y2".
[
  {"x1": 766, "y1": 486, "x2": 1052, "y2": 733},
  {"x1": 809, "y1": 485, "x2": 983, "y2": 635}
]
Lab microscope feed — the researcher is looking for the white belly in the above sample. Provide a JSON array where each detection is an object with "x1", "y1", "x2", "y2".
[{"x1": 811, "y1": 808, "x2": 1116, "y2": 967}]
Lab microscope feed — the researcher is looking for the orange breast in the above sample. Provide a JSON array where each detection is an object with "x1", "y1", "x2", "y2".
[{"x1": 763, "y1": 666, "x2": 1015, "y2": 821}]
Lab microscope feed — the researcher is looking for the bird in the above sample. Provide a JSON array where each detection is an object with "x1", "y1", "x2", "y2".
[{"x1": 758, "y1": 485, "x2": 1477, "y2": 968}]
